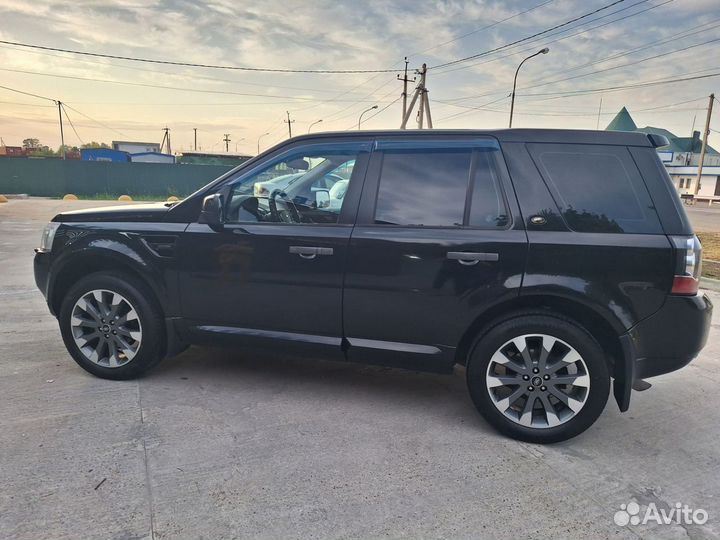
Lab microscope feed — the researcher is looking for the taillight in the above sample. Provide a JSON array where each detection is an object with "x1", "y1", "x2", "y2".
[{"x1": 670, "y1": 235, "x2": 702, "y2": 296}]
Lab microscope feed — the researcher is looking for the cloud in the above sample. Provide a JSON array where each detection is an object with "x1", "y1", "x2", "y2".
[{"x1": 0, "y1": 0, "x2": 717, "y2": 151}]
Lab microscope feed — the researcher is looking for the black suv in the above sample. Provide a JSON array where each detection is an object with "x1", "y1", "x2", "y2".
[{"x1": 34, "y1": 129, "x2": 712, "y2": 443}]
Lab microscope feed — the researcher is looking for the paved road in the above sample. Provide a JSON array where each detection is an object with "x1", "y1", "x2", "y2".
[
  {"x1": 1, "y1": 199, "x2": 720, "y2": 539},
  {"x1": 686, "y1": 205, "x2": 720, "y2": 232}
]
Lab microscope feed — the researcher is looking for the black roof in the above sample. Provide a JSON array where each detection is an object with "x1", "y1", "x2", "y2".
[{"x1": 284, "y1": 128, "x2": 655, "y2": 147}]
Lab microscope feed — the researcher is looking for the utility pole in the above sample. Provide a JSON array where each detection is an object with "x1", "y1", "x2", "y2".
[
  {"x1": 694, "y1": 93, "x2": 715, "y2": 196},
  {"x1": 193, "y1": 128, "x2": 197, "y2": 151},
  {"x1": 223, "y1": 133, "x2": 231, "y2": 152},
  {"x1": 400, "y1": 64, "x2": 432, "y2": 130},
  {"x1": 57, "y1": 101, "x2": 66, "y2": 160},
  {"x1": 284, "y1": 111, "x2": 295, "y2": 138},
  {"x1": 397, "y1": 57, "x2": 415, "y2": 126},
  {"x1": 596, "y1": 95, "x2": 603, "y2": 130},
  {"x1": 161, "y1": 127, "x2": 171, "y2": 155}
]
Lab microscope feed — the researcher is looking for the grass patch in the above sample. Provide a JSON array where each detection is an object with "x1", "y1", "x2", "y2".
[{"x1": 698, "y1": 232, "x2": 720, "y2": 279}]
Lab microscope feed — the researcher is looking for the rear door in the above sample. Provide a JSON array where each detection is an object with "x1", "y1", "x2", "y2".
[{"x1": 342, "y1": 137, "x2": 528, "y2": 370}]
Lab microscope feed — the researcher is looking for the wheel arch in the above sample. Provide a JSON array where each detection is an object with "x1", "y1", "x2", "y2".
[
  {"x1": 50, "y1": 247, "x2": 166, "y2": 317},
  {"x1": 455, "y1": 294, "x2": 624, "y2": 378}
]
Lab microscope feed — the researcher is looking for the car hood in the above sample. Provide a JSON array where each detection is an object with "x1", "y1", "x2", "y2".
[{"x1": 53, "y1": 202, "x2": 173, "y2": 222}]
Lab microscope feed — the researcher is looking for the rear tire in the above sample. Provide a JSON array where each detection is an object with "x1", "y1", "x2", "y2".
[
  {"x1": 59, "y1": 271, "x2": 165, "y2": 380},
  {"x1": 466, "y1": 313, "x2": 610, "y2": 443}
]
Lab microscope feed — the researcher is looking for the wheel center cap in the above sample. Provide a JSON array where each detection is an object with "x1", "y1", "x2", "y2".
[
  {"x1": 101, "y1": 324, "x2": 110, "y2": 333},
  {"x1": 532, "y1": 376, "x2": 543, "y2": 386}
]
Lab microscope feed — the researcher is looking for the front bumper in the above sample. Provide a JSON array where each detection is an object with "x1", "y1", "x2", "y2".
[
  {"x1": 615, "y1": 293, "x2": 713, "y2": 411},
  {"x1": 33, "y1": 249, "x2": 54, "y2": 314}
]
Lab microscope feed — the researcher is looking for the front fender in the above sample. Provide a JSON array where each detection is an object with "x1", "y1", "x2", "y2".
[{"x1": 47, "y1": 225, "x2": 182, "y2": 316}]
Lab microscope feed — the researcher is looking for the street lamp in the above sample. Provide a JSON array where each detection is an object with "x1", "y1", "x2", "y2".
[
  {"x1": 257, "y1": 132, "x2": 270, "y2": 155},
  {"x1": 234, "y1": 138, "x2": 245, "y2": 153},
  {"x1": 509, "y1": 47, "x2": 549, "y2": 128},
  {"x1": 308, "y1": 119, "x2": 323, "y2": 133},
  {"x1": 358, "y1": 105, "x2": 378, "y2": 130}
]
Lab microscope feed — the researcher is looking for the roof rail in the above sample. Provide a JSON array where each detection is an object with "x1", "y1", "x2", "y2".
[{"x1": 646, "y1": 133, "x2": 669, "y2": 148}]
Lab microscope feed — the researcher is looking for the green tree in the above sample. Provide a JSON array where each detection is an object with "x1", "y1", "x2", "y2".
[
  {"x1": 22, "y1": 138, "x2": 40, "y2": 150},
  {"x1": 80, "y1": 141, "x2": 110, "y2": 149}
]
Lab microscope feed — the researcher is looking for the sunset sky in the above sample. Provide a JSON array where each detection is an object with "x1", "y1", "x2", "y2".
[{"x1": 0, "y1": 0, "x2": 718, "y2": 155}]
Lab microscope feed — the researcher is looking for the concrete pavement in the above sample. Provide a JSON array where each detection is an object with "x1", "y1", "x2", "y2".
[{"x1": 1, "y1": 199, "x2": 719, "y2": 539}]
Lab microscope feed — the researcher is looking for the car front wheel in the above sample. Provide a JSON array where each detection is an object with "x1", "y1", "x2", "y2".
[
  {"x1": 467, "y1": 313, "x2": 610, "y2": 443},
  {"x1": 59, "y1": 271, "x2": 165, "y2": 380}
]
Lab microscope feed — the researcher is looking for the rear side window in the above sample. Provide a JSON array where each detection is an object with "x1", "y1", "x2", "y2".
[
  {"x1": 528, "y1": 143, "x2": 662, "y2": 234},
  {"x1": 373, "y1": 145, "x2": 509, "y2": 228}
]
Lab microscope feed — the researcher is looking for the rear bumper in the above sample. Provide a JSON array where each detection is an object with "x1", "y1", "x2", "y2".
[
  {"x1": 615, "y1": 293, "x2": 713, "y2": 411},
  {"x1": 630, "y1": 293, "x2": 712, "y2": 378}
]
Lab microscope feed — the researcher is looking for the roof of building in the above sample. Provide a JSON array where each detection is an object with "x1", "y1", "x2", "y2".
[
  {"x1": 606, "y1": 107, "x2": 718, "y2": 155},
  {"x1": 606, "y1": 107, "x2": 637, "y2": 131}
]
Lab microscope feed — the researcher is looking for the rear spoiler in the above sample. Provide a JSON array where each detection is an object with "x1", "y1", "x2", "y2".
[{"x1": 647, "y1": 134, "x2": 670, "y2": 148}]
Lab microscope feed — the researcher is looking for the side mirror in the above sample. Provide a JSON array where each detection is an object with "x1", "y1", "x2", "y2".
[
  {"x1": 315, "y1": 189, "x2": 330, "y2": 208},
  {"x1": 287, "y1": 158, "x2": 309, "y2": 171},
  {"x1": 198, "y1": 193, "x2": 224, "y2": 231}
]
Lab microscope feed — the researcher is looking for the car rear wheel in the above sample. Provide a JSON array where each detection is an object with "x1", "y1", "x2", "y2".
[
  {"x1": 59, "y1": 271, "x2": 165, "y2": 380},
  {"x1": 466, "y1": 313, "x2": 610, "y2": 443}
]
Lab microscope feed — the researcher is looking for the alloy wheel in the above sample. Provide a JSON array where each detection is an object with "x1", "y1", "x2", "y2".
[
  {"x1": 485, "y1": 333, "x2": 590, "y2": 428},
  {"x1": 70, "y1": 289, "x2": 142, "y2": 368}
]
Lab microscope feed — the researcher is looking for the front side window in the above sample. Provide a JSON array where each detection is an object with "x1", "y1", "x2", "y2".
[
  {"x1": 373, "y1": 144, "x2": 509, "y2": 228},
  {"x1": 225, "y1": 144, "x2": 364, "y2": 224}
]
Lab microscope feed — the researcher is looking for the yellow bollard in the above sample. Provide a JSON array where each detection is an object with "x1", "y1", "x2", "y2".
[
  {"x1": 62, "y1": 194, "x2": 78, "y2": 201},
  {"x1": 118, "y1": 195, "x2": 133, "y2": 202}
]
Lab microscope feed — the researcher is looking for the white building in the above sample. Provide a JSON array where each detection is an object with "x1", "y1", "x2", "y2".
[
  {"x1": 112, "y1": 140, "x2": 161, "y2": 154},
  {"x1": 665, "y1": 165, "x2": 720, "y2": 199}
]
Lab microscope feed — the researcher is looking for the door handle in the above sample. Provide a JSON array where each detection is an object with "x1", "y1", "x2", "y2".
[
  {"x1": 446, "y1": 251, "x2": 499, "y2": 266},
  {"x1": 289, "y1": 246, "x2": 334, "y2": 259}
]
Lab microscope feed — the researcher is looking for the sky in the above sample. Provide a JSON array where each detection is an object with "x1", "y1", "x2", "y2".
[{"x1": 0, "y1": 0, "x2": 719, "y2": 155}]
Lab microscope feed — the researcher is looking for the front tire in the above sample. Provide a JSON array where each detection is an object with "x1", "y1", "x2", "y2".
[
  {"x1": 467, "y1": 313, "x2": 610, "y2": 443},
  {"x1": 59, "y1": 271, "x2": 165, "y2": 380}
]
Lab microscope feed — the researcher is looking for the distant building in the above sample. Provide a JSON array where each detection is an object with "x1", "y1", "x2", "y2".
[
  {"x1": 0, "y1": 145, "x2": 25, "y2": 157},
  {"x1": 112, "y1": 140, "x2": 161, "y2": 154},
  {"x1": 81, "y1": 148, "x2": 131, "y2": 162},
  {"x1": 129, "y1": 152, "x2": 175, "y2": 164},
  {"x1": 178, "y1": 151, "x2": 253, "y2": 166},
  {"x1": 606, "y1": 107, "x2": 720, "y2": 198}
]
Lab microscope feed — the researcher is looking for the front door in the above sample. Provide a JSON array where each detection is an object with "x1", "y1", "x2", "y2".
[
  {"x1": 342, "y1": 137, "x2": 528, "y2": 370},
  {"x1": 178, "y1": 140, "x2": 371, "y2": 358}
]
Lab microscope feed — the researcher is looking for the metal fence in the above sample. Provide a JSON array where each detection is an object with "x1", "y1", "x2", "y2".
[{"x1": 0, "y1": 159, "x2": 234, "y2": 197}]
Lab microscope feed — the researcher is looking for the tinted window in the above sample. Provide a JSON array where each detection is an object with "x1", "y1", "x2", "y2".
[
  {"x1": 374, "y1": 149, "x2": 470, "y2": 226},
  {"x1": 529, "y1": 144, "x2": 662, "y2": 234}
]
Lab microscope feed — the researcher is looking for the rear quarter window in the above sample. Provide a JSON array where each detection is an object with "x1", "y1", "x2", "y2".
[{"x1": 527, "y1": 143, "x2": 663, "y2": 234}]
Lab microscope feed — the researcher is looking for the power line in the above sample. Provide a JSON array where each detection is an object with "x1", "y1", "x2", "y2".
[
  {"x1": 406, "y1": 0, "x2": 557, "y2": 58},
  {"x1": 60, "y1": 103, "x2": 85, "y2": 146},
  {"x1": 443, "y1": 9, "x2": 714, "y2": 103},
  {"x1": 0, "y1": 67, "x2": 387, "y2": 103},
  {"x1": 429, "y1": 0, "x2": 626, "y2": 70},
  {"x1": 518, "y1": 71, "x2": 720, "y2": 98},
  {"x1": 61, "y1": 103, "x2": 128, "y2": 137},
  {"x1": 0, "y1": 84, "x2": 54, "y2": 103},
  {"x1": 433, "y1": 0, "x2": 668, "y2": 77},
  {"x1": 0, "y1": 39, "x2": 402, "y2": 74},
  {"x1": 0, "y1": 43, "x2": 375, "y2": 96}
]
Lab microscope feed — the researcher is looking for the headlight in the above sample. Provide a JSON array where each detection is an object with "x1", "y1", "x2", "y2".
[{"x1": 39, "y1": 222, "x2": 60, "y2": 252}]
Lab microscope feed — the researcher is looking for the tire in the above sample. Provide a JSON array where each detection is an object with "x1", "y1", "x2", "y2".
[
  {"x1": 58, "y1": 271, "x2": 165, "y2": 380},
  {"x1": 466, "y1": 312, "x2": 610, "y2": 444}
]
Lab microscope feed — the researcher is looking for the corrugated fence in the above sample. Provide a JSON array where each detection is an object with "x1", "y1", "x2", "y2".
[{"x1": 0, "y1": 159, "x2": 234, "y2": 197}]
